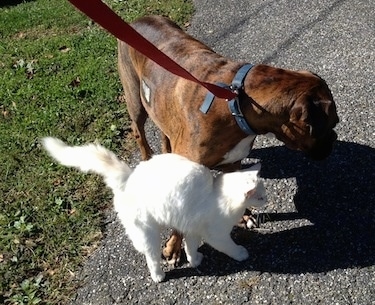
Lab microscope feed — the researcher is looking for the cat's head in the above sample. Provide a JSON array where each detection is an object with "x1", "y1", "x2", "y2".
[
  {"x1": 221, "y1": 163, "x2": 267, "y2": 208},
  {"x1": 239, "y1": 163, "x2": 267, "y2": 208}
]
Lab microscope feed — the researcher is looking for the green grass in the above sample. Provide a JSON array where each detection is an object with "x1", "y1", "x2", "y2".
[{"x1": 0, "y1": 0, "x2": 193, "y2": 304}]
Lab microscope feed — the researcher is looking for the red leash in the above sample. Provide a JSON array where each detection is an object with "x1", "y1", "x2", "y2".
[{"x1": 67, "y1": 0, "x2": 237, "y2": 100}]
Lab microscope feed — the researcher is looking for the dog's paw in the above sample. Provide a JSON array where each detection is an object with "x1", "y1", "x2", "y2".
[
  {"x1": 162, "y1": 247, "x2": 181, "y2": 266},
  {"x1": 246, "y1": 215, "x2": 258, "y2": 229},
  {"x1": 150, "y1": 270, "x2": 165, "y2": 283},
  {"x1": 237, "y1": 214, "x2": 258, "y2": 230},
  {"x1": 232, "y1": 245, "x2": 249, "y2": 261},
  {"x1": 162, "y1": 234, "x2": 182, "y2": 267},
  {"x1": 189, "y1": 252, "x2": 204, "y2": 268}
]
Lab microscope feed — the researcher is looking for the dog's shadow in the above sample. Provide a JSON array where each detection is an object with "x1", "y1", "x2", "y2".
[{"x1": 167, "y1": 140, "x2": 375, "y2": 279}]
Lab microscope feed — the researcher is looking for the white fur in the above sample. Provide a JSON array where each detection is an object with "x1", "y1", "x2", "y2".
[
  {"x1": 42, "y1": 137, "x2": 267, "y2": 283},
  {"x1": 218, "y1": 135, "x2": 256, "y2": 165}
]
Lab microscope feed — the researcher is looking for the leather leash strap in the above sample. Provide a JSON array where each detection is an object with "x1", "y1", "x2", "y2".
[{"x1": 67, "y1": 0, "x2": 237, "y2": 100}]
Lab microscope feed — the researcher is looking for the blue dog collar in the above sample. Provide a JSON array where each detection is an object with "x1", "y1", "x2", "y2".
[{"x1": 200, "y1": 63, "x2": 257, "y2": 136}]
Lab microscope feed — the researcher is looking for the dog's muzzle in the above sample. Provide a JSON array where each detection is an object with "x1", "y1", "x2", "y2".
[{"x1": 307, "y1": 130, "x2": 338, "y2": 160}]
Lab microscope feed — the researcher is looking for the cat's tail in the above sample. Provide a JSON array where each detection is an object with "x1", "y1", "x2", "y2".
[{"x1": 42, "y1": 137, "x2": 132, "y2": 191}]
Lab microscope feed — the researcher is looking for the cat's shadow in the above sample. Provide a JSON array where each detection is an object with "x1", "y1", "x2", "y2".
[{"x1": 167, "y1": 140, "x2": 375, "y2": 279}]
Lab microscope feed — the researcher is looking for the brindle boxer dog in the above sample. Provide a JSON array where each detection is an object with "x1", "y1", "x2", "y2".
[{"x1": 118, "y1": 15, "x2": 339, "y2": 264}]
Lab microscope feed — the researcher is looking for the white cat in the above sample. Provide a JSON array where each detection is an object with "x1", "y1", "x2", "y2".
[{"x1": 42, "y1": 137, "x2": 267, "y2": 282}]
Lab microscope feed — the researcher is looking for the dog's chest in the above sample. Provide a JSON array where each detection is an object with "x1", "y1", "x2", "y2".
[{"x1": 218, "y1": 135, "x2": 256, "y2": 165}]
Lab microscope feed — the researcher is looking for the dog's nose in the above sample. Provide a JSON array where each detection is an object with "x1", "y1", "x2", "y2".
[{"x1": 308, "y1": 131, "x2": 337, "y2": 160}]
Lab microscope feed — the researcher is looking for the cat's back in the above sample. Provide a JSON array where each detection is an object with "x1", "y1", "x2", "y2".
[
  {"x1": 134, "y1": 153, "x2": 208, "y2": 180},
  {"x1": 127, "y1": 153, "x2": 212, "y2": 189},
  {"x1": 117, "y1": 153, "x2": 215, "y2": 230},
  {"x1": 125, "y1": 153, "x2": 212, "y2": 200}
]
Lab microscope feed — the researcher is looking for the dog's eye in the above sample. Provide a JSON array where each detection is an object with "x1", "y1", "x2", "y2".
[
  {"x1": 308, "y1": 124, "x2": 313, "y2": 136},
  {"x1": 307, "y1": 99, "x2": 330, "y2": 137},
  {"x1": 313, "y1": 100, "x2": 320, "y2": 106}
]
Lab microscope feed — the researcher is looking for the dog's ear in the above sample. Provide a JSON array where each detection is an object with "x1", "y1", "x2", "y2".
[{"x1": 282, "y1": 101, "x2": 312, "y2": 142}]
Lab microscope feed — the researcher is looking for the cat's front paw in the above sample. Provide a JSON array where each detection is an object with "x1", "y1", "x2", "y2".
[
  {"x1": 189, "y1": 252, "x2": 204, "y2": 268},
  {"x1": 150, "y1": 270, "x2": 166, "y2": 283},
  {"x1": 232, "y1": 245, "x2": 249, "y2": 261}
]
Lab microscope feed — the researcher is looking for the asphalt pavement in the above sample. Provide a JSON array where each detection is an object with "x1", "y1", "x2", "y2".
[{"x1": 70, "y1": 0, "x2": 375, "y2": 304}]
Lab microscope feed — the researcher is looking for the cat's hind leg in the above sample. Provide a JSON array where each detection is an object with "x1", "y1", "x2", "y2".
[
  {"x1": 184, "y1": 234, "x2": 204, "y2": 268},
  {"x1": 127, "y1": 224, "x2": 165, "y2": 283}
]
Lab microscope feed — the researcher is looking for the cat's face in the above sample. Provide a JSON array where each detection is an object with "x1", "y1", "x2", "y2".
[
  {"x1": 239, "y1": 163, "x2": 267, "y2": 208},
  {"x1": 246, "y1": 179, "x2": 267, "y2": 208},
  {"x1": 220, "y1": 162, "x2": 267, "y2": 208}
]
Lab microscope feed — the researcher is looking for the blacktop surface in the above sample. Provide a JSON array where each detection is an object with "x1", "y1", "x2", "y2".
[{"x1": 70, "y1": 0, "x2": 375, "y2": 304}]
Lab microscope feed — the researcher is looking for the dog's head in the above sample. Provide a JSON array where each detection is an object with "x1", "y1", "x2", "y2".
[{"x1": 273, "y1": 71, "x2": 339, "y2": 160}]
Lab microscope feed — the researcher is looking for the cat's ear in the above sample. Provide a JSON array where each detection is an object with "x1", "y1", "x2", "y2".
[
  {"x1": 241, "y1": 163, "x2": 261, "y2": 174},
  {"x1": 240, "y1": 162, "x2": 262, "y2": 172},
  {"x1": 249, "y1": 163, "x2": 261, "y2": 172},
  {"x1": 245, "y1": 188, "x2": 256, "y2": 199}
]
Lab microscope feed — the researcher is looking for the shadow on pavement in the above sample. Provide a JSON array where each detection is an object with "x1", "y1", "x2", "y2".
[{"x1": 167, "y1": 141, "x2": 375, "y2": 279}]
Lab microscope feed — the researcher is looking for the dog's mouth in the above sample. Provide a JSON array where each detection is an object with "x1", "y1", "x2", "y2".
[
  {"x1": 306, "y1": 130, "x2": 338, "y2": 160},
  {"x1": 280, "y1": 129, "x2": 338, "y2": 160}
]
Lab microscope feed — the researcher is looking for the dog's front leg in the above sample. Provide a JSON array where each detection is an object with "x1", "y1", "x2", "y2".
[{"x1": 162, "y1": 230, "x2": 182, "y2": 266}]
